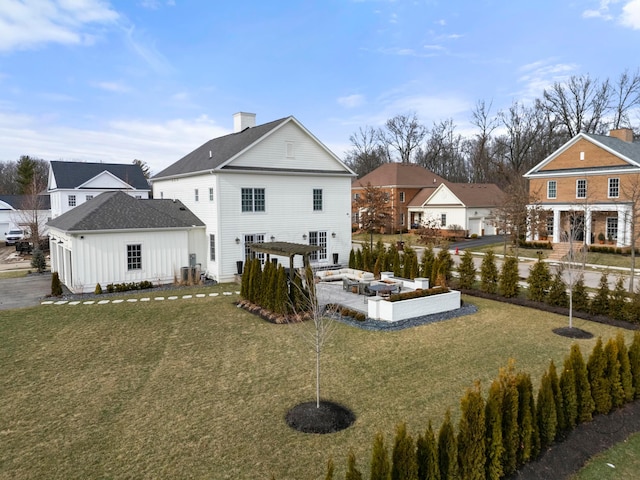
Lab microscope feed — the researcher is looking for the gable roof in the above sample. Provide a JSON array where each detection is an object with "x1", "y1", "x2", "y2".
[
  {"x1": 47, "y1": 191, "x2": 204, "y2": 232},
  {"x1": 352, "y1": 163, "x2": 446, "y2": 188},
  {"x1": 49, "y1": 161, "x2": 150, "y2": 190},
  {"x1": 408, "y1": 182, "x2": 503, "y2": 208},
  {"x1": 0, "y1": 194, "x2": 51, "y2": 210},
  {"x1": 524, "y1": 132, "x2": 640, "y2": 178}
]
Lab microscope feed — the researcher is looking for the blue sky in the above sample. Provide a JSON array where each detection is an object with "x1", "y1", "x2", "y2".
[{"x1": 1, "y1": 0, "x2": 640, "y2": 174}]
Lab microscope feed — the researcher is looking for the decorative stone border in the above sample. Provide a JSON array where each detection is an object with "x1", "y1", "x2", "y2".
[{"x1": 41, "y1": 291, "x2": 241, "y2": 306}]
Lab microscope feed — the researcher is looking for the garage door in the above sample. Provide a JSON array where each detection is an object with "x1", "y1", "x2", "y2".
[
  {"x1": 469, "y1": 219, "x2": 481, "y2": 236},
  {"x1": 0, "y1": 222, "x2": 9, "y2": 239}
]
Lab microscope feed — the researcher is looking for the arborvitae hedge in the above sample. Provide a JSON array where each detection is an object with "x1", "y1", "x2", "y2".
[
  {"x1": 515, "y1": 372, "x2": 539, "y2": 466},
  {"x1": 349, "y1": 249, "x2": 356, "y2": 269},
  {"x1": 457, "y1": 382, "x2": 485, "y2": 480},
  {"x1": 436, "y1": 249, "x2": 454, "y2": 282},
  {"x1": 484, "y1": 380, "x2": 504, "y2": 480},
  {"x1": 536, "y1": 369, "x2": 557, "y2": 450},
  {"x1": 569, "y1": 344, "x2": 595, "y2": 423},
  {"x1": 437, "y1": 410, "x2": 458, "y2": 480},
  {"x1": 547, "y1": 272, "x2": 568, "y2": 308},
  {"x1": 480, "y1": 250, "x2": 499, "y2": 294},
  {"x1": 457, "y1": 250, "x2": 476, "y2": 290},
  {"x1": 571, "y1": 275, "x2": 590, "y2": 313},
  {"x1": 421, "y1": 246, "x2": 435, "y2": 279},
  {"x1": 610, "y1": 277, "x2": 627, "y2": 321},
  {"x1": 499, "y1": 256, "x2": 520, "y2": 298},
  {"x1": 590, "y1": 272, "x2": 610, "y2": 316},
  {"x1": 391, "y1": 423, "x2": 417, "y2": 480},
  {"x1": 416, "y1": 422, "x2": 439, "y2": 480},
  {"x1": 355, "y1": 248, "x2": 363, "y2": 270},
  {"x1": 499, "y1": 364, "x2": 519, "y2": 477},
  {"x1": 370, "y1": 432, "x2": 390, "y2": 480},
  {"x1": 616, "y1": 333, "x2": 634, "y2": 403},
  {"x1": 51, "y1": 271, "x2": 63, "y2": 296},
  {"x1": 559, "y1": 359, "x2": 578, "y2": 431},
  {"x1": 345, "y1": 450, "x2": 363, "y2": 480},
  {"x1": 548, "y1": 360, "x2": 566, "y2": 435},
  {"x1": 630, "y1": 332, "x2": 640, "y2": 399},
  {"x1": 587, "y1": 338, "x2": 611, "y2": 415},
  {"x1": 527, "y1": 259, "x2": 551, "y2": 302},
  {"x1": 325, "y1": 457, "x2": 334, "y2": 480},
  {"x1": 604, "y1": 338, "x2": 625, "y2": 409}
]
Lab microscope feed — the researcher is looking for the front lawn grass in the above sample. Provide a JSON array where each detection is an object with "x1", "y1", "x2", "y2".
[
  {"x1": 572, "y1": 432, "x2": 640, "y2": 479},
  {"x1": 0, "y1": 288, "x2": 634, "y2": 479}
]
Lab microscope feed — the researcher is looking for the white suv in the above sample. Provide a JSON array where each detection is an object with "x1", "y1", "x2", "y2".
[{"x1": 4, "y1": 229, "x2": 26, "y2": 246}]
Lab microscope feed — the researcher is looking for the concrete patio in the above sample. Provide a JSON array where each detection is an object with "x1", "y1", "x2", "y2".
[{"x1": 316, "y1": 281, "x2": 370, "y2": 314}]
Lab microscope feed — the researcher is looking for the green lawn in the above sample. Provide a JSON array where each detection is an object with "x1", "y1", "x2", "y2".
[
  {"x1": 0, "y1": 270, "x2": 28, "y2": 279},
  {"x1": 572, "y1": 432, "x2": 640, "y2": 480},
  {"x1": 0, "y1": 286, "x2": 635, "y2": 479}
]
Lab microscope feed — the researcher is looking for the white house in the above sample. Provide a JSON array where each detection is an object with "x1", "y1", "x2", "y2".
[
  {"x1": 407, "y1": 182, "x2": 503, "y2": 236},
  {"x1": 47, "y1": 191, "x2": 206, "y2": 293},
  {"x1": 48, "y1": 161, "x2": 150, "y2": 218},
  {"x1": 0, "y1": 194, "x2": 51, "y2": 240},
  {"x1": 151, "y1": 113, "x2": 356, "y2": 282}
]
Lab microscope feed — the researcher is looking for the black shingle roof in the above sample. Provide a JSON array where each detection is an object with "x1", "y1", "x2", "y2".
[
  {"x1": 152, "y1": 117, "x2": 289, "y2": 179},
  {"x1": 0, "y1": 194, "x2": 51, "y2": 210},
  {"x1": 47, "y1": 191, "x2": 204, "y2": 232},
  {"x1": 584, "y1": 133, "x2": 640, "y2": 164},
  {"x1": 50, "y1": 161, "x2": 150, "y2": 190}
]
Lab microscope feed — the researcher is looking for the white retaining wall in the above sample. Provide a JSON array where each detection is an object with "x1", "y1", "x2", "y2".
[{"x1": 367, "y1": 290, "x2": 461, "y2": 322}]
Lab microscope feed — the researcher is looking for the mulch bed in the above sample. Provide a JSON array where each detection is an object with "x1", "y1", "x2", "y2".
[{"x1": 285, "y1": 400, "x2": 355, "y2": 434}]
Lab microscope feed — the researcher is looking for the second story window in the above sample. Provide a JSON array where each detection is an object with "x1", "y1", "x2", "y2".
[
  {"x1": 313, "y1": 189, "x2": 323, "y2": 211},
  {"x1": 354, "y1": 193, "x2": 360, "y2": 201},
  {"x1": 195, "y1": 189, "x2": 199, "y2": 201},
  {"x1": 241, "y1": 188, "x2": 265, "y2": 212},
  {"x1": 68, "y1": 195, "x2": 76, "y2": 207},
  {"x1": 441, "y1": 213, "x2": 447, "y2": 227},
  {"x1": 576, "y1": 179, "x2": 587, "y2": 199},
  {"x1": 609, "y1": 178, "x2": 620, "y2": 198},
  {"x1": 209, "y1": 187, "x2": 214, "y2": 201},
  {"x1": 547, "y1": 181, "x2": 557, "y2": 199},
  {"x1": 399, "y1": 191, "x2": 405, "y2": 203}
]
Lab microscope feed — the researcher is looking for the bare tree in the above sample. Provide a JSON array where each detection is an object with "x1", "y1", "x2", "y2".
[
  {"x1": 0, "y1": 160, "x2": 19, "y2": 194},
  {"x1": 415, "y1": 118, "x2": 468, "y2": 181},
  {"x1": 611, "y1": 69, "x2": 640, "y2": 130},
  {"x1": 541, "y1": 74, "x2": 611, "y2": 137},
  {"x1": 345, "y1": 126, "x2": 388, "y2": 177},
  {"x1": 380, "y1": 113, "x2": 427, "y2": 164},
  {"x1": 354, "y1": 182, "x2": 393, "y2": 248},
  {"x1": 620, "y1": 173, "x2": 640, "y2": 292},
  {"x1": 14, "y1": 174, "x2": 49, "y2": 243},
  {"x1": 492, "y1": 180, "x2": 530, "y2": 256},
  {"x1": 467, "y1": 99, "x2": 499, "y2": 183},
  {"x1": 133, "y1": 159, "x2": 152, "y2": 179}
]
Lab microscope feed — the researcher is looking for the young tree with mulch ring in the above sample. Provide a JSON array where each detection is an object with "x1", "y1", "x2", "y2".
[
  {"x1": 416, "y1": 422, "x2": 440, "y2": 480},
  {"x1": 370, "y1": 432, "x2": 391, "y2": 480},
  {"x1": 485, "y1": 379, "x2": 504, "y2": 480},
  {"x1": 457, "y1": 381, "x2": 486, "y2": 480},
  {"x1": 457, "y1": 250, "x2": 477, "y2": 290},
  {"x1": 589, "y1": 272, "x2": 610, "y2": 316},
  {"x1": 527, "y1": 258, "x2": 551, "y2": 302},
  {"x1": 616, "y1": 333, "x2": 635, "y2": 403},
  {"x1": 480, "y1": 250, "x2": 499, "y2": 294},
  {"x1": 587, "y1": 337, "x2": 611, "y2": 415},
  {"x1": 604, "y1": 337, "x2": 625, "y2": 409},
  {"x1": 391, "y1": 422, "x2": 417, "y2": 480},
  {"x1": 437, "y1": 409, "x2": 458, "y2": 480}
]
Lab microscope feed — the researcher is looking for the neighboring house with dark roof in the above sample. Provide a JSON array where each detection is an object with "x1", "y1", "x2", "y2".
[
  {"x1": 48, "y1": 160, "x2": 150, "y2": 218},
  {"x1": 407, "y1": 183, "x2": 503, "y2": 236},
  {"x1": 47, "y1": 191, "x2": 206, "y2": 293},
  {"x1": 351, "y1": 163, "x2": 447, "y2": 232},
  {"x1": 523, "y1": 128, "x2": 640, "y2": 246},
  {"x1": 0, "y1": 194, "x2": 51, "y2": 241},
  {"x1": 151, "y1": 112, "x2": 356, "y2": 282}
]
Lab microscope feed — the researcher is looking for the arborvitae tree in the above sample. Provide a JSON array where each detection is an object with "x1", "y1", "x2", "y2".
[
  {"x1": 457, "y1": 381, "x2": 485, "y2": 480},
  {"x1": 391, "y1": 423, "x2": 417, "y2": 480},
  {"x1": 325, "y1": 457, "x2": 335, "y2": 480},
  {"x1": 456, "y1": 251, "x2": 476, "y2": 290},
  {"x1": 240, "y1": 256, "x2": 251, "y2": 298},
  {"x1": 436, "y1": 249, "x2": 454, "y2": 282},
  {"x1": 370, "y1": 432, "x2": 391, "y2": 480},
  {"x1": 408, "y1": 249, "x2": 420, "y2": 279},
  {"x1": 527, "y1": 258, "x2": 551, "y2": 302},
  {"x1": 374, "y1": 255, "x2": 382, "y2": 279},
  {"x1": 262, "y1": 261, "x2": 275, "y2": 310},
  {"x1": 547, "y1": 272, "x2": 569, "y2": 308},
  {"x1": 437, "y1": 410, "x2": 458, "y2": 480},
  {"x1": 623, "y1": 288, "x2": 640, "y2": 324},
  {"x1": 421, "y1": 245, "x2": 435, "y2": 279},
  {"x1": 417, "y1": 422, "x2": 440, "y2": 480},
  {"x1": 275, "y1": 266, "x2": 289, "y2": 315},
  {"x1": 94, "y1": 283, "x2": 103, "y2": 295},
  {"x1": 484, "y1": 379, "x2": 504, "y2": 480},
  {"x1": 362, "y1": 243, "x2": 373, "y2": 272},
  {"x1": 629, "y1": 332, "x2": 640, "y2": 399},
  {"x1": 431, "y1": 258, "x2": 442, "y2": 287},
  {"x1": 604, "y1": 338, "x2": 625, "y2": 409},
  {"x1": 251, "y1": 258, "x2": 263, "y2": 306},
  {"x1": 51, "y1": 271, "x2": 63, "y2": 296},
  {"x1": 569, "y1": 344, "x2": 595, "y2": 423},
  {"x1": 548, "y1": 360, "x2": 566, "y2": 434},
  {"x1": 515, "y1": 372, "x2": 539, "y2": 465},
  {"x1": 499, "y1": 256, "x2": 520, "y2": 298},
  {"x1": 559, "y1": 360, "x2": 578, "y2": 431},
  {"x1": 31, "y1": 248, "x2": 46, "y2": 273},
  {"x1": 498, "y1": 363, "x2": 519, "y2": 477},
  {"x1": 480, "y1": 250, "x2": 499, "y2": 294},
  {"x1": 571, "y1": 275, "x2": 590, "y2": 313},
  {"x1": 590, "y1": 272, "x2": 610, "y2": 316},
  {"x1": 346, "y1": 450, "x2": 363, "y2": 480},
  {"x1": 392, "y1": 248, "x2": 402, "y2": 277},
  {"x1": 616, "y1": 333, "x2": 634, "y2": 403},
  {"x1": 355, "y1": 248, "x2": 364, "y2": 270},
  {"x1": 402, "y1": 246, "x2": 415, "y2": 278},
  {"x1": 349, "y1": 249, "x2": 356, "y2": 269},
  {"x1": 587, "y1": 338, "x2": 611, "y2": 415},
  {"x1": 610, "y1": 277, "x2": 628, "y2": 321},
  {"x1": 536, "y1": 370, "x2": 557, "y2": 450}
]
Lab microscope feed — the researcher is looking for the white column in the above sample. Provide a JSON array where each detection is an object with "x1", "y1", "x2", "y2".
[
  {"x1": 585, "y1": 209, "x2": 592, "y2": 245},
  {"x1": 619, "y1": 205, "x2": 632, "y2": 247},
  {"x1": 553, "y1": 208, "x2": 561, "y2": 243}
]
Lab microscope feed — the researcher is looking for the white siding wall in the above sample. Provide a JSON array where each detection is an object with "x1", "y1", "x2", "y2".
[{"x1": 51, "y1": 189, "x2": 150, "y2": 218}]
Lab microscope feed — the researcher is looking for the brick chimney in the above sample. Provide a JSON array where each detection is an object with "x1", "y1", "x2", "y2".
[
  {"x1": 233, "y1": 112, "x2": 256, "y2": 133},
  {"x1": 609, "y1": 128, "x2": 634, "y2": 142}
]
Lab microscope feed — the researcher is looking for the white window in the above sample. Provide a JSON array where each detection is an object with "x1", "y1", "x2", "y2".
[
  {"x1": 546, "y1": 216, "x2": 554, "y2": 237},
  {"x1": 209, "y1": 234, "x2": 215, "y2": 261},
  {"x1": 194, "y1": 189, "x2": 199, "y2": 202},
  {"x1": 241, "y1": 188, "x2": 265, "y2": 212},
  {"x1": 399, "y1": 191, "x2": 405, "y2": 203},
  {"x1": 309, "y1": 231, "x2": 327, "y2": 261},
  {"x1": 68, "y1": 195, "x2": 76, "y2": 207},
  {"x1": 609, "y1": 178, "x2": 619, "y2": 198},
  {"x1": 440, "y1": 214, "x2": 447, "y2": 227},
  {"x1": 547, "y1": 181, "x2": 557, "y2": 199},
  {"x1": 580, "y1": 151, "x2": 585, "y2": 160},
  {"x1": 86, "y1": 195, "x2": 93, "y2": 201},
  {"x1": 607, "y1": 217, "x2": 618, "y2": 241},
  {"x1": 127, "y1": 244, "x2": 142, "y2": 270},
  {"x1": 576, "y1": 179, "x2": 587, "y2": 199},
  {"x1": 209, "y1": 187, "x2": 214, "y2": 201},
  {"x1": 400, "y1": 213, "x2": 405, "y2": 225},
  {"x1": 244, "y1": 234, "x2": 265, "y2": 263},
  {"x1": 313, "y1": 189, "x2": 323, "y2": 211}
]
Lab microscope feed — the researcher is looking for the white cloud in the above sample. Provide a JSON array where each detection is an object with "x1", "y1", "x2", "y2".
[
  {"x1": 0, "y1": 0, "x2": 119, "y2": 52},
  {"x1": 337, "y1": 94, "x2": 365, "y2": 108},
  {"x1": 92, "y1": 81, "x2": 131, "y2": 93},
  {"x1": 516, "y1": 60, "x2": 578, "y2": 101},
  {"x1": 0, "y1": 112, "x2": 230, "y2": 174},
  {"x1": 621, "y1": 0, "x2": 640, "y2": 28}
]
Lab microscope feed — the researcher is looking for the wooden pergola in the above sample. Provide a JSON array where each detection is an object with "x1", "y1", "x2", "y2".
[{"x1": 248, "y1": 241, "x2": 321, "y2": 283}]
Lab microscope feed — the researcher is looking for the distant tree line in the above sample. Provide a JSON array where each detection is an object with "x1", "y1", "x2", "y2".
[
  {"x1": 0, "y1": 156, "x2": 49, "y2": 195},
  {"x1": 345, "y1": 70, "x2": 640, "y2": 189}
]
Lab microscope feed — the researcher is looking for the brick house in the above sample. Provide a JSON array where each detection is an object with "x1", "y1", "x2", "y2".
[
  {"x1": 351, "y1": 163, "x2": 446, "y2": 232},
  {"x1": 523, "y1": 128, "x2": 640, "y2": 246}
]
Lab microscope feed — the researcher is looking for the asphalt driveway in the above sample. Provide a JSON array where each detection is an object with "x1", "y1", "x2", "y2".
[{"x1": 0, "y1": 273, "x2": 51, "y2": 311}]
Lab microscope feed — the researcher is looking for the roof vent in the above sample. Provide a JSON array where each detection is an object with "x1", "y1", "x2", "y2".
[
  {"x1": 209, "y1": 150, "x2": 212, "y2": 158},
  {"x1": 179, "y1": 207, "x2": 186, "y2": 211}
]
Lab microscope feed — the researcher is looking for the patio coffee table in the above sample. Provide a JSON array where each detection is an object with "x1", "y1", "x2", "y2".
[{"x1": 367, "y1": 283, "x2": 399, "y2": 297}]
